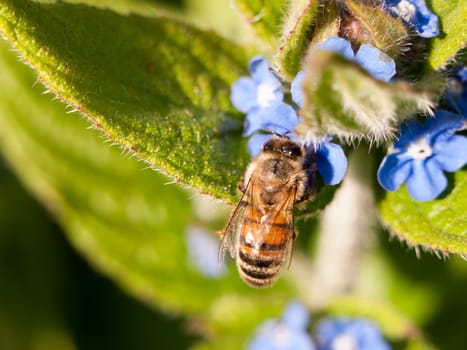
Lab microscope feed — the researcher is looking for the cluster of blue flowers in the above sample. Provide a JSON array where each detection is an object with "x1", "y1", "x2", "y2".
[
  {"x1": 230, "y1": 0, "x2": 467, "y2": 202},
  {"x1": 248, "y1": 301, "x2": 391, "y2": 350},
  {"x1": 231, "y1": 36, "x2": 385, "y2": 187}
]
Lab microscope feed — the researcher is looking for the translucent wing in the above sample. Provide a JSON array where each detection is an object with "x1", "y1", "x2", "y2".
[
  {"x1": 252, "y1": 184, "x2": 297, "y2": 269},
  {"x1": 218, "y1": 178, "x2": 253, "y2": 262}
]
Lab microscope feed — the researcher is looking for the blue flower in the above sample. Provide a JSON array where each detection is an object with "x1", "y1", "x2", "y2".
[
  {"x1": 231, "y1": 56, "x2": 283, "y2": 113},
  {"x1": 304, "y1": 36, "x2": 396, "y2": 83},
  {"x1": 306, "y1": 137, "x2": 348, "y2": 186},
  {"x1": 315, "y1": 317, "x2": 390, "y2": 350},
  {"x1": 446, "y1": 66, "x2": 467, "y2": 119},
  {"x1": 244, "y1": 103, "x2": 300, "y2": 137},
  {"x1": 185, "y1": 226, "x2": 225, "y2": 278},
  {"x1": 385, "y1": 0, "x2": 439, "y2": 38},
  {"x1": 231, "y1": 57, "x2": 299, "y2": 137},
  {"x1": 377, "y1": 111, "x2": 467, "y2": 201},
  {"x1": 248, "y1": 301, "x2": 316, "y2": 350}
]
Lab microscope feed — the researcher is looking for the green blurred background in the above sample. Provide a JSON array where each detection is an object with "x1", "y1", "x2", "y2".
[{"x1": 0, "y1": 158, "x2": 197, "y2": 349}]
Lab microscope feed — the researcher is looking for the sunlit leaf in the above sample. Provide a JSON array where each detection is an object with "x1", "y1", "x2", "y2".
[
  {"x1": 0, "y1": 39, "x2": 296, "y2": 319},
  {"x1": 0, "y1": 0, "x2": 250, "y2": 203},
  {"x1": 233, "y1": 0, "x2": 285, "y2": 47},
  {"x1": 427, "y1": 0, "x2": 467, "y2": 70},
  {"x1": 378, "y1": 171, "x2": 467, "y2": 256}
]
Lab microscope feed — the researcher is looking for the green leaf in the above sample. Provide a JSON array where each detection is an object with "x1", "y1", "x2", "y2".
[
  {"x1": 0, "y1": 0, "x2": 250, "y2": 203},
  {"x1": 233, "y1": 0, "x2": 285, "y2": 47},
  {"x1": 276, "y1": 0, "x2": 319, "y2": 78},
  {"x1": 427, "y1": 0, "x2": 467, "y2": 70},
  {"x1": 378, "y1": 171, "x2": 467, "y2": 256},
  {"x1": 0, "y1": 37, "x2": 298, "y2": 319},
  {"x1": 344, "y1": 0, "x2": 409, "y2": 59},
  {"x1": 305, "y1": 0, "x2": 339, "y2": 53},
  {"x1": 297, "y1": 51, "x2": 435, "y2": 142}
]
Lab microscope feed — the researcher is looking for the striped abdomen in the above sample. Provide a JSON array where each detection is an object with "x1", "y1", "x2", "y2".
[{"x1": 236, "y1": 215, "x2": 293, "y2": 288}]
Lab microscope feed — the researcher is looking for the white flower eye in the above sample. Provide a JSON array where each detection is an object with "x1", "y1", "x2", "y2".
[
  {"x1": 394, "y1": 0, "x2": 417, "y2": 22},
  {"x1": 256, "y1": 82, "x2": 277, "y2": 108},
  {"x1": 407, "y1": 137, "x2": 433, "y2": 160}
]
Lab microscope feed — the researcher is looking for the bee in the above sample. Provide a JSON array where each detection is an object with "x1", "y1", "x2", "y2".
[{"x1": 219, "y1": 135, "x2": 317, "y2": 287}]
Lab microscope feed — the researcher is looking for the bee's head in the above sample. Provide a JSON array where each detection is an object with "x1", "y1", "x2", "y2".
[{"x1": 262, "y1": 135, "x2": 303, "y2": 157}]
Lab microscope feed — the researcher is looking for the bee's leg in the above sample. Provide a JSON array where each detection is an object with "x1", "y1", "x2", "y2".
[
  {"x1": 237, "y1": 176, "x2": 246, "y2": 193},
  {"x1": 296, "y1": 154, "x2": 320, "y2": 203}
]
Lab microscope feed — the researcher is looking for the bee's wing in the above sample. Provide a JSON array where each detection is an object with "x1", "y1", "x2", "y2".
[
  {"x1": 256, "y1": 185, "x2": 297, "y2": 268},
  {"x1": 218, "y1": 178, "x2": 254, "y2": 262}
]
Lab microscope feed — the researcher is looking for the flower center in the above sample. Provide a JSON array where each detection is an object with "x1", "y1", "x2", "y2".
[
  {"x1": 394, "y1": 0, "x2": 417, "y2": 22},
  {"x1": 406, "y1": 137, "x2": 433, "y2": 160},
  {"x1": 331, "y1": 334, "x2": 358, "y2": 350},
  {"x1": 256, "y1": 83, "x2": 277, "y2": 108}
]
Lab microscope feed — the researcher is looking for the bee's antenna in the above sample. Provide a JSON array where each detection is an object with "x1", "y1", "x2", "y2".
[{"x1": 263, "y1": 128, "x2": 291, "y2": 139}]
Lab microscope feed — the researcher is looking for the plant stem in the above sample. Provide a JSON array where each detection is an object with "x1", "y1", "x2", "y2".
[{"x1": 307, "y1": 147, "x2": 376, "y2": 308}]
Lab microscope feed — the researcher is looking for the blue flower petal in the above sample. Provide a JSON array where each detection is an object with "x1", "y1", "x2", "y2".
[
  {"x1": 456, "y1": 66, "x2": 467, "y2": 83},
  {"x1": 433, "y1": 134, "x2": 467, "y2": 172},
  {"x1": 231, "y1": 56, "x2": 284, "y2": 115},
  {"x1": 248, "y1": 302, "x2": 315, "y2": 350},
  {"x1": 315, "y1": 318, "x2": 390, "y2": 350},
  {"x1": 282, "y1": 301, "x2": 310, "y2": 330},
  {"x1": 422, "y1": 110, "x2": 465, "y2": 143},
  {"x1": 248, "y1": 324, "x2": 315, "y2": 350},
  {"x1": 291, "y1": 70, "x2": 305, "y2": 107},
  {"x1": 386, "y1": 0, "x2": 439, "y2": 38},
  {"x1": 260, "y1": 103, "x2": 300, "y2": 134},
  {"x1": 250, "y1": 56, "x2": 274, "y2": 83},
  {"x1": 377, "y1": 152, "x2": 413, "y2": 191},
  {"x1": 446, "y1": 66, "x2": 467, "y2": 117},
  {"x1": 244, "y1": 103, "x2": 300, "y2": 136},
  {"x1": 250, "y1": 56, "x2": 284, "y2": 105},
  {"x1": 412, "y1": 0, "x2": 440, "y2": 38},
  {"x1": 248, "y1": 134, "x2": 272, "y2": 157},
  {"x1": 315, "y1": 142, "x2": 348, "y2": 185},
  {"x1": 355, "y1": 44, "x2": 396, "y2": 82},
  {"x1": 230, "y1": 77, "x2": 258, "y2": 113},
  {"x1": 406, "y1": 158, "x2": 447, "y2": 201},
  {"x1": 315, "y1": 36, "x2": 355, "y2": 61},
  {"x1": 393, "y1": 119, "x2": 425, "y2": 150}
]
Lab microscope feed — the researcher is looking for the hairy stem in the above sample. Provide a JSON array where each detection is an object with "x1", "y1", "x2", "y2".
[{"x1": 306, "y1": 147, "x2": 376, "y2": 308}]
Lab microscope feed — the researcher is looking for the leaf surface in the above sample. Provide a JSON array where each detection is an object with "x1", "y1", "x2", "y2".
[
  {"x1": 427, "y1": 0, "x2": 467, "y2": 70},
  {"x1": 378, "y1": 171, "x2": 467, "y2": 255},
  {"x1": 0, "y1": 38, "x2": 295, "y2": 319},
  {"x1": 0, "y1": 0, "x2": 251, "y2": 203},
  {"x1": 233, "y1": 0, "x2": 285, "y2": 47}
]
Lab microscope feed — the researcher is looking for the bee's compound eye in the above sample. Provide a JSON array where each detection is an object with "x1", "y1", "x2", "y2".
[
  {"x1": 289, "y1": 145, "x2": 302, "y2": 157},
  {"x1": 280, "y1": 144, "x2": 301, "y2": 157},
  {"x1": 281, "y1": 146, "x2": 291, "y2": 156},
  {"x1": 263, "y1": 142, "x2": 274, "y2": 151}
]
